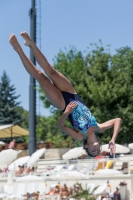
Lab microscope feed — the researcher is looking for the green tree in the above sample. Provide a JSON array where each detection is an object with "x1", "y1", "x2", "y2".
[
  {"x1": 15, "y1": 106, "x2": 29, "y2": 129},
  {"x1": 0, "y1": 71, "x2": 22, "y2": 125},
  {"x1": 38, "y1": 45, "x2": 133, "y2": 144},
  {"x1": 109, "y1": 47, "x2": 133, "y2": 143}
]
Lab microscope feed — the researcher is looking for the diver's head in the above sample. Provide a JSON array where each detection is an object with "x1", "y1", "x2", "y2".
[{"x1": 83, "y1": 139, "x2": 101, "y2": 157}]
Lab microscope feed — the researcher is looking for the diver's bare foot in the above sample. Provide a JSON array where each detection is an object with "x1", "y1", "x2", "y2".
[
  {"x1": 9, "y1": 34, "x2": 21, "y2": 52},
  {"x1": 20, "y1": 32, "x2": 33, "y2": 47}
]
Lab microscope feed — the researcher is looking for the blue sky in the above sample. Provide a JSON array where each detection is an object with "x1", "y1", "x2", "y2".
[{"x1": 0, "y1": 0, "x2": 133, "y2": 117}]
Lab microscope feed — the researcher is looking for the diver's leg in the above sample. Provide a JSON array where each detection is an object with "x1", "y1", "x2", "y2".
[
  {"x1": 20, "y1": 32, "x2": 76, "y2": 94},
  {"x1": 9, "y1": 34, "x2": 65, "y2": 110}
]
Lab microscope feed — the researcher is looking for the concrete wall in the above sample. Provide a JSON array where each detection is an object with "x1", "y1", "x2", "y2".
[
  {"x1": 43, "y1": 148, "x2": 70, "y2": 159},
  {"x1": 17, "y1": 148, "x2": 70, "y2": 159}
]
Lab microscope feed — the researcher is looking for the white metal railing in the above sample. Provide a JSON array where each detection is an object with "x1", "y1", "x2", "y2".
[
  {"x1": 0, "y1": 156, "x2": 133, "y2": 200},
  {"x1": 3, "y1": 155, "x2": 133, "y2": 180}
]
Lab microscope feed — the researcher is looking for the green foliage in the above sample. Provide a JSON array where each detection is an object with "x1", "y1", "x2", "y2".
[
  {"x1": 15, "y1": 106, "x2": 29, "y2": 142},
  {"x1": 38, "y1": 44, "x2": 133, "y2": 144},
  {"x1": 36, "y1": 111, "x2": 71, "y2": 147},
  {"x1": 71, "y1": 183, "x2": 101, "y2": 200},
  {"x1": 0, "y1": 71, "x2": 23, "y2": 125},
  {"x1": 44, "y1": 132, "x2": 72, "y2": 148},
  {"x1": 36, "y1": 111, "x2": 62, "y2": 141},
  {"x1": 15, "y1": 106, "x2": 29, "y2": 130}
]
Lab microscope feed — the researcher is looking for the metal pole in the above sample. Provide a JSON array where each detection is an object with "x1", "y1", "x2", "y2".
[{"x1": 28, "y1": 0, "x2": 36, "y2": 155}]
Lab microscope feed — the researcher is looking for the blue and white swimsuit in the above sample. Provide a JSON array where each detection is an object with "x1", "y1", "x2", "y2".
[{"x1": 61, "y1": 91, "x2": 98, "y2": 139}]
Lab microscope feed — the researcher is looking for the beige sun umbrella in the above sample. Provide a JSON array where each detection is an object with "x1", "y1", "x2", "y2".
[{"x1": 0, "y1": 124, "x2": 29, "y2": 138}]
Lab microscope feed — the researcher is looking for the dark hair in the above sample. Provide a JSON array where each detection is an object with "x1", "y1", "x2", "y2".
[{"x1": 83, "y1": 137, "x2": 101, "y2": 157}]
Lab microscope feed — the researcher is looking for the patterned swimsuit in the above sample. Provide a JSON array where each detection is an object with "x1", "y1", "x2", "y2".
[{"x1": 61, "y1": 91, "x2": 98, "y2": 139}]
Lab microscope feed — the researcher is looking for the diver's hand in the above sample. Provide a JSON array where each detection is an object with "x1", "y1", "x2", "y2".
[
  {"x1": 64, "y1": 101, "x2": 78, "y2": 115},
  {"x1": 108, "y1": 139, "x2": 116, "y2": 156}
]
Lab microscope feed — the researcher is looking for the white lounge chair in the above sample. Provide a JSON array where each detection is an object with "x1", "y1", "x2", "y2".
[
  {"x1": 68, "y1": 164, "x2": 76, "y2": 171},
  {"x1": 113, "y1": 161, "x2": 123, "y2": 170},
  {"x1": 54, "y1": 165, "x2": 63, "y2": 172},
  {"x1": 86, "y1": 163, "x2": 95, "y2": 174},
  {"x1": 45, "y1": 184, "x2": 60, "y2": 200}
]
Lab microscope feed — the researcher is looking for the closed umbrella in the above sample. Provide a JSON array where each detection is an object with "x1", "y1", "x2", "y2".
[
  {"x1": 128, "y1": 143, "x2": 133, "y2": 149},
  {"x1": 9, "y1": 156, "x2": 30, "y2": 171},
  {"x1": 0, "y1": 149, "x2": 21, "y2": 169},
  {"x1": 101, "y1": 144, "x2": 130, "y2": 154},
  {"x1": 0, "y1": 141, "x2": 6, "y2": 146},
  {"x1": 27, "y1": 148, "x2": 46, "y2": 167},
  {"x1": 62, "y1": 147, "x2": 87, "y2": 160}
]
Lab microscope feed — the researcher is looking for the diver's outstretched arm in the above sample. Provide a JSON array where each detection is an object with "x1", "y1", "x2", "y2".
[
  {"x1": 98, "y1": 118, "x2": 121, "y2": 155},
  {"x1": 98, "y1": 118, "x2": 121, "y2": 140}
]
